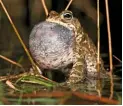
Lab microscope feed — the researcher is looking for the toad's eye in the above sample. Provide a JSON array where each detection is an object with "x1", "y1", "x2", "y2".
[{"x1": 61, "y1": 11, "x2": 73, "y2": 20}]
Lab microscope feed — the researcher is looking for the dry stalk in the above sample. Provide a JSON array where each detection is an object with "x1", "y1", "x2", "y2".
[
  {"x1": 73, "y1": 91, "x2": 118, "y2": 104},
  {"x1": 0, "y1": 0, "x2": 40, "y2": 74},
  {"x1": 113, "y1": 55, "x2": 122, "y2": 63},
  {"x1": 41, "y1": 0, "x2": 49, "y2": 16},
  {"x1": 0, "y1": 55, "x2": 23, "y2": 68},
  {"x1": 104, "y1": 0, "x2": 114, "y2": 96},
  {"x1": 105, "y1": 0, "x2": 113, "y2": 72},
  {"x1": 65, "y1": 0, "x2": 73, "y2": 10},
  {"x1": 0, "y1": 72, "x2": 28, "y2": 81},
  {"x1": 6, "y1": 80, "x2": 19, "y2": 91},
  {"x1": 97, "y1": 0, "x2": 100, "y2": 74}
]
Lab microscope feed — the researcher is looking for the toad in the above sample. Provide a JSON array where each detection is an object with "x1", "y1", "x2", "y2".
[{"x1": 29, "y1": 10, "x2": 107, "y2": 84}]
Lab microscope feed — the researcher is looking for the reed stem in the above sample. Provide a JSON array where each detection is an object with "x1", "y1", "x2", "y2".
[
  {"x1": 0, "y1": 55, "x2": 23, "y2": 68},
  {"x1": 41, "y1": 0, "x2": 49, "y2": 16},
  {"x1": 97, "y1": 0, "x2": 100, "y2": 74},
  {"x1": 65, "y1": 0, "x2": 73, "y2": 10},
  {"x1": 105, "y1": 0, "x2": 113, "y2": 72}
]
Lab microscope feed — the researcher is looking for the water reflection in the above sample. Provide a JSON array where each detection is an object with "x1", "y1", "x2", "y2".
[{"x1": 57, "y1": 75, "x2": 121, "y2": 100}]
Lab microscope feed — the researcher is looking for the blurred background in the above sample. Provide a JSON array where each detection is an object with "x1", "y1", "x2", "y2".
[{"x1": 0, "y1": 0, "x2": 121, "y2": 76}]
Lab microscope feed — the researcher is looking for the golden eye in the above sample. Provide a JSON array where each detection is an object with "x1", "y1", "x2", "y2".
[{"x1": 61, "y1": 11, "x2": 73, "y2": 20}]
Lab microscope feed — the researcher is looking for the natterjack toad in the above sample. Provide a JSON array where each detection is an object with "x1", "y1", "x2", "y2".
[{"x1": 29, "y1": 10, "x2": 107, "y2": 84}]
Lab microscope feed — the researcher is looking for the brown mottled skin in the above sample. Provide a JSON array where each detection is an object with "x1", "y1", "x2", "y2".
[{"x1": 29, "y1": 10, "x2": 107, "y2": 85}]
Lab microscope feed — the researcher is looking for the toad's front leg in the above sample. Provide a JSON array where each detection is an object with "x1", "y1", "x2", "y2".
[
  {"x1": 66, "y1": 53, "x2": 86, "y2": 84},
  {"x1": 66, "y1": 31, "x2": 87, "y2": 84}
]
